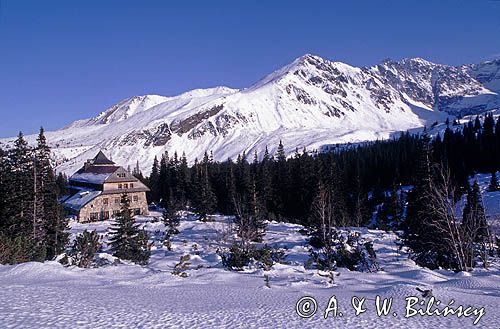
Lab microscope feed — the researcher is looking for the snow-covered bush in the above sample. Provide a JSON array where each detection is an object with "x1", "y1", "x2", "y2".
[
  {"x1": 172, "y1": 254, "x2": 191, "y2": 277},
  {"x1": 252, "y1": 245, "x2": 286, "y2": 271},
  {"x1": 220, "y1": 244, "x2": 286, "y2": 271},
  {"x1": 220, "y1": 244, "x2": 252, "y2": 271},
  {"x1": 308, "y1": 230, "x2": 380, "y2": 273},
  {"x1": 63, "y1": 230, "x2": 102, "y2": 268}
]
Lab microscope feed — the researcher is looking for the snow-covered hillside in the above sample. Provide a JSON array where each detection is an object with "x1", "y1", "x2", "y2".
[{"x1": 1, "y1": 55, "x2": 499, "y2": 175}]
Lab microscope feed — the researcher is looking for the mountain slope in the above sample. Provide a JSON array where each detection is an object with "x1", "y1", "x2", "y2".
[{"x1": 2, "y1": 54, "x2": 499, "y2": 175}]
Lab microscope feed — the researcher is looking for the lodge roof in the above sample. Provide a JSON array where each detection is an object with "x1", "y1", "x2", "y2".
[
  {"x1": 67, "y1": 151, "x2": 148, "y2": 189},
  {"x1": 92, "y1": 151, "x2": 115, "y2": 165}
]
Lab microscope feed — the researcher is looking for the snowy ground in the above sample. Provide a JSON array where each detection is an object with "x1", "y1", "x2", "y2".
[
  {"x1": 1, "y1": 173, "x2": 500, "y2": 328},
  {"x1": 1, "y1": 210, "x2": 499, "y2": 328}
]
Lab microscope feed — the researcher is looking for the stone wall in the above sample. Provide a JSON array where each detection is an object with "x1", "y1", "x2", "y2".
[{"x1": 78, "y1": 191, "x2": 149, "y2": 223}]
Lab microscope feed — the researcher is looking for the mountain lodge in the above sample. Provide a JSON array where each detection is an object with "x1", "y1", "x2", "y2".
[{"x1": 62, "y1": 151, "x2": 150, "y2": 222}]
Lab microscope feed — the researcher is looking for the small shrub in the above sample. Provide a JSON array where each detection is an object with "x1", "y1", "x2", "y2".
[
  {"x1": 220, "y1": 244, "x2": 286, "y2": 271},
  {"x1": 221, "y1": 244, "x2": 252, "y2": 271},
  {"x1": 172, "y1": 254, "x2": 191, "y2": 277},
  {"x1": 253, "y1": 245, "x2": 286, "y2": 271},
  {"x1": 308, "y1": 230, "x2": 380, "y2": 273},
  {"x1": 69, "y1": 230, "x2": 102, "y2": 268}
]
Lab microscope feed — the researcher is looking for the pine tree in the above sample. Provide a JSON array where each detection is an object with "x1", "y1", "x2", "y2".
[
  {"x1": 0, "y1": 148, "x2": 8, "y2": 234},
  {"x1": 55, "y1": 172, "x2": 68, "y2": 196},
  {"x1": 158, "y1": 153, "x2": 169, "y2": 206},
  {"x1": 132, "y1": 160, "x2": 143, "y2": 180},
  {"x1": 462, "y1": 181, "x2": 488, "y2": 242},
  {"x1": 194, "y1": 156, "x2": 217, "y2": 221},
  {"x1": 108, "y1": 194, "x2": 151, "y2": 264},
  {"x1": 177, "y1": 153, "x2": 190, "y2": 209},
  {"x1": 163, "y1": 191, "x2": 180, "y2": 235},
  {"x1": 70, "y1": 230, "x2": 101, "y2": 268},
  {"x1": 487, "y1": 172, "x2": 499, "y2": 192},
  {"x1": 376, "y1": 184, "x2": 402, "y2": 230},
  {"x1": 36, "y1": 128, "x2": 69, "y2": 259},
  {"x1": 402, "y1": 137, "x2": 455, "y2": 269},
  {"x1": 148, "y1": 156, "x2": 160, "y2": 203},
  {"x1": 233, "y1": 175, "x2": 267, "y2": 245},
  {"x1": 1, "y1": 133, "x2": 47, "y2": 261}
]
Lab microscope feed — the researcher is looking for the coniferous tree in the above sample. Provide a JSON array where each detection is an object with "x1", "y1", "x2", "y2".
[
  {"x1": 108, "y1": 194, "x2": 151, "y2": 264},
  {"x1": 233, "y1": 175, "x2": 267, "y2": 246},
  {"x1": 177, "y1": 152, "x2": 190, "y2": 209},
  {"x1": 69, "y1": 230, "x2": 101, "y2": 268},
  {"x1": 163, "y1": 191, "x2": 180, "y2": 235},
  {"x1": 487, "y1": 172, "x2": 499, "y2": 192},
  {"x1": 462, "y1": 180, "x2": 490, "y2": 268},
  {"x1": 55, "y1": 172, "x2": 69, "y2": 196},
  {"x1": 0, "y1": 148, "x2": 8, "y2": 234},
  {"x1": 148, "y1": 156, "x2": 160, "y2": 203},
  {"x1": 375, "y1": 184, "x2": 402, "y2": 230},
  {"x1": 194, "y1": 155, "x2": 217, "y2": 221},
  {"x1": 402, "y1": 137, "x2": 455, "y2": 269},
  {"x1": 11, "y1": 133, "x2": 48, "y2": 261},
  {"x1": 36, "y1": 128, "x2": 69, "y2": 259},
  {"x1": 462, "y1": 181, "x2": 489, "y2": 242},
  {"x1": 158, "y1": 152, "x2": 169, "y2": 206}
]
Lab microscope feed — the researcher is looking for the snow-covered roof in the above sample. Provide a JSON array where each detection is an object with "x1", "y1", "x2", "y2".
[
  {"x1": 70, "y1": 172, "x2": 114, "y2": 185},
  {"x1": 63, "y1": 188, "x2": 101, "y2": 211}
]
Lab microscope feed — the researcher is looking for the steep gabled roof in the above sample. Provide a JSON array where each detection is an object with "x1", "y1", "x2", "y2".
[
  {"x1": 92, "y1": 151, "x2": 115, "y2": 165},
  {"x1": 69, "y1": 167, "x2": 119, "y2": 185}
]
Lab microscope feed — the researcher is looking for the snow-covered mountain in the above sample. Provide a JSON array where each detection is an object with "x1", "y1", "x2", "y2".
[{"x1": 2, "y1": 54, "x2": 500, "y2": 175}]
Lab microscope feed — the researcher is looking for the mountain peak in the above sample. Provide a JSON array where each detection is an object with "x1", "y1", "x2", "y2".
[{"x1": 8, "y1": 54, "x2": 499, "y2": 176}]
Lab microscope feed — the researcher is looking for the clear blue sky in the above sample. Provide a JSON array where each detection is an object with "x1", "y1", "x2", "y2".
[{"x1": 1, "y1": 0, "x2": 499, "y2": 137}]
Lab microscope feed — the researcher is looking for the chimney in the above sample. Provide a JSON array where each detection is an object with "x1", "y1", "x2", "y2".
[{"x1": 84, "y1": 159, "x2": 92, "y2": 170}]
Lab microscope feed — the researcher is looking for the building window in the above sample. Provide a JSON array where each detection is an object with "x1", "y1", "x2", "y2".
[
  {"x1": 117, "y1": 173, "x2": 126, "y2": 178},
  {"x1": 118, "y1": 184, "x2": 122, "y2": 189},
  {"x1": 103, "y1": 198, "x2": 109, "y2": 205},
  {"x1": 130, "y1": 183, "x2": 134, "y2": 188},
  {"x1": 114, "y1": 197, "x2": 120, "y2": 204},
  {"x1": 101, "y1": 211, "x2": 110, "y2": 220},
  {"x1": 133, "y1": 208, "x2": 141, "y2": 215},
  {"x1": 133, "y1": 195, "x2": 139, "y2": 202},
  {"x1": 124, "y1": 183, "x2": 128, "y2": 189},
  {"x1": 90, "y1": 212, "x2": 99, "y2": 221},
  {"x1": 112, "y1": 210, "x2": 121, "y2": 217}
]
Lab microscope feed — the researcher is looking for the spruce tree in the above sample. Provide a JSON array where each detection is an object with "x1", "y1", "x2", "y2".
[
  {"x1": 402, "y1": 137, "x2": 455, "y2": 269},
  {"x1": 487, "y1": 172, "x2": 499, "y2": 192},
  {"x1": 108, "y1": 194, "x2": 151, "y2": 264},
  {"x1": 462, "y1": 181, "x2": 488, "y2": 242},
  {"x1": 70, "y1": 230, "x2": 101, "y2": 268},
  {"x1": 148, "y1": 156, "x2": 160, "y2": 203},
  {"x1": 233, "y1": 175, "x2": 267, "y2": 245},
  {"x1": 194, "y1": 157, "x2": 217, "y2": 221},
  {"x1": 36, "y1": 128, "x2": 69, "y2": 259},
  {"x1": 163, "y1": 191, "x2": 180, "y2": 235}
]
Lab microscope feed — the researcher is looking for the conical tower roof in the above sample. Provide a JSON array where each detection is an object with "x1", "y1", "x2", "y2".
[{"x1": 92, "y1": 151, "x2": 115, "y2": 165}]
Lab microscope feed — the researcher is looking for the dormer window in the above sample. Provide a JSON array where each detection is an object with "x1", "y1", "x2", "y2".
[{"x1": 117, "y1": 173, "x2": 126, "y2": 178}]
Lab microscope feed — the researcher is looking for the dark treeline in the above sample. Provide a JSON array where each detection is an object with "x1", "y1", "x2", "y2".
[
  {"x1": 0, "y1": 129, "x2": 69, "y2": 264},
  {"x1": 147, "y1": 114, "x2": 500, "y2": 228}
]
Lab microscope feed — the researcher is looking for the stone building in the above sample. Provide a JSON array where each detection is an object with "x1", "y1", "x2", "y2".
[{"x1": 62, "y1": 151, "x2": 150, "y2": 222}]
